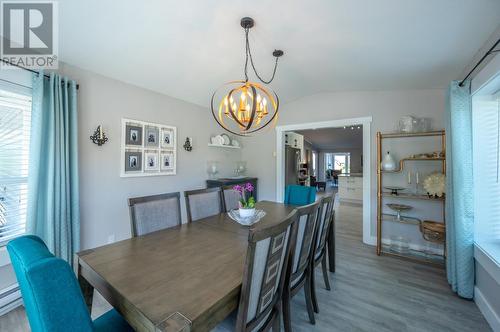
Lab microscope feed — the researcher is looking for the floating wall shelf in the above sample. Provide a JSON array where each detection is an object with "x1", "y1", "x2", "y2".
[{"x1": 208, "y1": 143, "x2": 241, "y2": 149}]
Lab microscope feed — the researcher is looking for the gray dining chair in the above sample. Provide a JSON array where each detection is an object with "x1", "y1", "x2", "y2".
[
  {"x1": 184, "y1": 187, "x2": 224, "y2": 222},
  {"x1": 282, "y1": 201, "x2": 320, "y2": 332},
  {"x1": 128, "y1": 192, "x2": 181, "y2": 237},
  {"x1": 213, "y1": 209, "x2": 298, "y2": 332},
  {"x1": 222, "y1": 185, "x2": 241, "y2": 212},
  {"x1": 310, "y1": 194, "x2": 335, "y2": 313}
]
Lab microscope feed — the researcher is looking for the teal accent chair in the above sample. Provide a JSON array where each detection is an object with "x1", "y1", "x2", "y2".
[
  {"x1": 7, "y1": 235, "x2": 133, "y2": 332},
  {"x1": 284, "y1": 185, "x2": 316, "y2": 206}
]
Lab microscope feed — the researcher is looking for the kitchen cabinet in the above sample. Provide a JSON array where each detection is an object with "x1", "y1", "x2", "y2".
[{"x1": 338, "y1": 175, "x2": 363, "y2": 203}]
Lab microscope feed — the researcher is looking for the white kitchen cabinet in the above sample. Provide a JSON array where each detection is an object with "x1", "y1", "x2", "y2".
[{"x1": 338, "y1": 175, "x2": 363, "y2": 203}]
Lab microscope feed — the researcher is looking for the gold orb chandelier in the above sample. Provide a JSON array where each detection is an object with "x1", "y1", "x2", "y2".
[{"x1": 211, "y1": 17, "x2": 283, "y2": 136}]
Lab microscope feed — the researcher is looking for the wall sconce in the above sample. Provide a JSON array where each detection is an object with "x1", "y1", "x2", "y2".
[
  {"x1": 183, "y1": 137, "x2": 193, "y2": 151},
  {"x1": 90, "y1": 125, "x2": 108, "y2": 146}
]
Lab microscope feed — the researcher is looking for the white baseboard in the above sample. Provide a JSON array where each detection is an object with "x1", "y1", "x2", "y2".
[{"x1": 475, "y1": 286, "x2": 500, "y2": 332}]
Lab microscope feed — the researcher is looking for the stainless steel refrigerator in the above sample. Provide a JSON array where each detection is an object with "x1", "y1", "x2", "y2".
[{"x1": 285, "y1": 146, "x2": 301, "y2": 187}]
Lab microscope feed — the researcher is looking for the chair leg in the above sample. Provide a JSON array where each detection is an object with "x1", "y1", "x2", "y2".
[
  {"x1": 283, "y1": 288, "x2": 292, "y2": 332},
  {"x1": 311, "y1": 263, "x2": 319, "y2": 313},
  {"x1": 322, "y1": 254, "x2": 331, "y2": 291},
  {"x1": 304, "y1": 272, "x2": 316, "y2": 325},
  {"x1": 273, "y1": 305, "x2": 281, "y2": 332}
]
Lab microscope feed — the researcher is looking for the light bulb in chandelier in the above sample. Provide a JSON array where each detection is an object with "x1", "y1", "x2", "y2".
[{"x1": 210, "y1": 17, "x2": 283, "y2": 136}]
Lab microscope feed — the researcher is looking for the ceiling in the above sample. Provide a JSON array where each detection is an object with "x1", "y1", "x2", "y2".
[
  {"x1": 59, "y1": 1, "x2": 500, "y2": 107},
  {"x1": 296, "y1": 127, "x2": 363, "y2": 150}
]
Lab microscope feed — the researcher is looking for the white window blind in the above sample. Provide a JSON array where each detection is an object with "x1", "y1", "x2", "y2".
[
  {"x1": 472, "y1": 72, "x2": 500, "y2": 263},
  {"x1": 0, "y1": 88, "x2": 32, "y2": 245}
]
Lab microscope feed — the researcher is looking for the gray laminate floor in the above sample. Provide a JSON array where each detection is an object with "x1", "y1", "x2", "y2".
[{"x1": 0, "y1": 203, "x2": 491, "y2": 331}]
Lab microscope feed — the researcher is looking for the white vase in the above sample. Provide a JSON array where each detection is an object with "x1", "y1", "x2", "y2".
[
  {"x1": 239, "y1": 208, "x2": 256, "y2": 218},
  {"x1": 381, "y1": 151, "x2": 397, "y2": 171}
]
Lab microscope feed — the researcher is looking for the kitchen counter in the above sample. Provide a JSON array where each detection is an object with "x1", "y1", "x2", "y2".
[{"x1": 338, "y1": 173, "x2": 363, "y2": 177}]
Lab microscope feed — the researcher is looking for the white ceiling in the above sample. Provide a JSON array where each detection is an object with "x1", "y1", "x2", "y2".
[
  {"x1": 296, "y1": 127, "x2": 363, "y2": 150},
  {"x1": 59, "y1": 0, "x2": 500, "y2": 107}
]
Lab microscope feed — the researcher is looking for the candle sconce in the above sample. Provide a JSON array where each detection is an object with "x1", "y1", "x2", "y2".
[
  {"x1": 183, "y1": 137, "x2": 193, "y2": 151},
  {"x1": 90, "y1": 125, "x2": 108, "y2": 146}
]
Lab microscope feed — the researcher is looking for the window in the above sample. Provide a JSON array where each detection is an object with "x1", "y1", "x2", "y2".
[
  {"x1": 0, "y1": 87, "x2": 32, "y2": 245},
  {"x1": 472, "y1": 67, "x2": 500, "y2": 263},
  {"x1": 312, "y1": 151, "x2": 317, "y2": 176},
  {"x1": 325, "y1": 152, "x2": 351, "y2": 174}
]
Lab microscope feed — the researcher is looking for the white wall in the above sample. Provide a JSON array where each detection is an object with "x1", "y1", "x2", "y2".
[
  {"x1": 241, "y1": 89, "x2": 446, "y2": 240},
  {"x1": 59, "y1": 63, "x2": 243, "y2": 250}
]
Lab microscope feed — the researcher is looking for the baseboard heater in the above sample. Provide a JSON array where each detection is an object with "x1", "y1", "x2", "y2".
[{"x1": 0, "y1": 284, "x2": 22, "y2": 316}]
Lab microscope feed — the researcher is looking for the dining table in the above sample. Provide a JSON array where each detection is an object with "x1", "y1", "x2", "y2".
[{"x1": 74, "y1": 200, "x2": 335, "y2": 332}]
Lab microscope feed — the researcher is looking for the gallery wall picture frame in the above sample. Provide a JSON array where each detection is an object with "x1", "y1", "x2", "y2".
[
  {"x1": 121, "y1": 118, "x2": 177, "y2": 177},
  {"x1": 125, "y1": 124, "x2": 143, "y2": 146},
  {"x1": 145, "y1": 126, "x2": 160, "y2": 148},
  {"x1": 161, "y1": 127, "x2": 175, "y2": 148},
  {"x1": 160, "y1": 151, "x2": 175, "y2": 171}
]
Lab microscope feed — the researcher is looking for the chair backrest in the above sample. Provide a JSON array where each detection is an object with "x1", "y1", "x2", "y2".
[
  {"x1": 222, "y1": 185, "x2": 241, "y2": 212},
  {"x1": 235, "y1": 210, "x2": 298, "y2": 331},
  {"x1": 313, "y1": 194, "x2": 335, "y2": 259},
  {"x1": 184, "y1": 187, "x2": 224, "y2": 222},
  {"x1": 284, "y1": 185, "x2": 316, "y2": 206},
  {"x1": 128, "y1": 192, "x2": 182, "y2": 237},
  {"x1": 7, "y1": 235, "x2": 93, "y2": 332},
  {"x1": 290, "y1": 202, "x2": 319, "y2": 285}
]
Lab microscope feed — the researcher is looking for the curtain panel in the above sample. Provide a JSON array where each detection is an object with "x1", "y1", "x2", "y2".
[
  {"x1": 445, "y1": 80, "x2": 474, "y2": 299},
  {"x1": 26, "y1": 72, "x2": 80, "y2": 265}
]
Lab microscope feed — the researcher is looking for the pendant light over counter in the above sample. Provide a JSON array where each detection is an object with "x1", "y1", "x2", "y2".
[{"x1": 211, "y1": 17, "x2": 284, "y2": 136}]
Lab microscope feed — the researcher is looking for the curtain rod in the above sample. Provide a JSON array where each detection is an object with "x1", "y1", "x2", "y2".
[
  {"x1": 459, "y1": 38, "x2": 500, "y2": 87},
  {"x1": 0, "y1": 58, "x2": 80, "y2": 90}
]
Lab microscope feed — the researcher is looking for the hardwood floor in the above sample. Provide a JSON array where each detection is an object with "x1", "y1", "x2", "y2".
[{"x1": 0, "y1": 203, "x2": 491, "y2": 331}]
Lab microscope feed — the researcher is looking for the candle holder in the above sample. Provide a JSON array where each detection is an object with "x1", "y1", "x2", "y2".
[{"x1": 90, "y1": 125, "x2": 108, "y2": 146}]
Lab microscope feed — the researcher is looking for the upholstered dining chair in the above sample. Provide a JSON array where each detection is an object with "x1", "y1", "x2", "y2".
[
  {"x1": 310, "y1": 194, "x2": 335, "y2": 314},
  {"x1": 282, "y1": 201, "x2": 320, "y2": 332},
  {"x1": 184, "y1": 187, "x2": 224, "y2": 222},
  {"x1": 213, "y1": 209, "x2": 298, "y2": 332},
  {"x1": 7, "y1": 235, "x2": 133, "y2": 332},
  {"x1": 128, "y1": 192, "x2": 182, "y2": 237},
  {"x1": 283, "y1": 185, "x2": 316, "y2": 206},
  {"x1": 222, "y1": 185, "x2": 241, "y2": 212}
]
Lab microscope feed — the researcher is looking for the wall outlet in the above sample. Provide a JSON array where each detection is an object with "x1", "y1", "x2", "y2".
[{"x1": 107, "y1": 234, "x2": 115, "y2": 244}]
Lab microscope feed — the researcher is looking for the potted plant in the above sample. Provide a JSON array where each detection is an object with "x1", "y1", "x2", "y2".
[{"x1": 233, "y1": 183, "x2": 256, "y2": 218}]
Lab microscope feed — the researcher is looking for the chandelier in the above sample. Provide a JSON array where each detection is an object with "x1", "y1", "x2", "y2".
[{"x1": 211, "y1": 17, "x2": 283, "y2": 136}]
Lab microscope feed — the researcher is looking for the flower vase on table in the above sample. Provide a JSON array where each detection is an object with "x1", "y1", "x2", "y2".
[{"x1": 233, "y1": 182, "x2": 256, "y2": 218}]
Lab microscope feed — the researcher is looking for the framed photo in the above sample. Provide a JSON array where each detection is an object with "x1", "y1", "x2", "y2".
[
  {"x1": 144, "y1": 151, "x2": 159, "y2": 171},
  {"x1": 125, "y1": 151, "x2": 142, "y2": 172},
  {"x1": 160, "y1": 151, "x2": 175, "y2": 171},
  {"x1": 125, "y1": 124, "x2": 143, "y2": 146},
  {"x1": 145, "y1": 126, "x2": 159, "y2": 147},
  {"x1": 161, "y1": 128, "x2": 174, "y2": 148},
  {"x1": 121, "y1": 118, "x2": 176, "y2": 177}
]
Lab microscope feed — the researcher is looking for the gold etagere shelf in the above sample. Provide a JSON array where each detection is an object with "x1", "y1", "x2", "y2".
[{"x1": 376, "y1": 130, "x2": 446, "y2": 266}]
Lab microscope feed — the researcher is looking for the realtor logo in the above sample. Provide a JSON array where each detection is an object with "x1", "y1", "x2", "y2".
[{"x1": 1, "y1": 1, "x2": 58, "y2": 69}]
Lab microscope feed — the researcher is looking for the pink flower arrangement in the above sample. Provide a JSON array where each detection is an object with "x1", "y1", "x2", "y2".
[{"x1": 233, "y1": 182, "x2": 255, "y2": 209}]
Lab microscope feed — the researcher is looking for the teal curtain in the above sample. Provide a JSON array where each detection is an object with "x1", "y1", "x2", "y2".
[
  {"x1": 26, "y1": 72, "x2": 79, "y2": 265},
  {"x1": 445, "y1": 80, "x2": 474, "y2": 299}
]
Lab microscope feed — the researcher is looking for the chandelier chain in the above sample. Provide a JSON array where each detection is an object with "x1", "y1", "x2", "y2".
[{"x1": 244, "y1": 27, "x2": 279, "y2": 84}]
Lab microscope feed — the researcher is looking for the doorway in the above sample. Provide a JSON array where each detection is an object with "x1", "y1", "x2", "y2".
[{"x1": 276, "y1": 117, "x2": 372, "y2": 245}]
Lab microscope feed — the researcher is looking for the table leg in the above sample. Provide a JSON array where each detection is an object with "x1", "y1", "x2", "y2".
[
  {"x1": 327, "y1": 216, "x2": 335, "y2": 273},
  {"x1": 74, "y1": 255, "x2": 94, "y2": 313}
]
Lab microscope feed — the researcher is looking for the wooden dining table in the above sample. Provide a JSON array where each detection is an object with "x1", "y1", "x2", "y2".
[{"x1": 74, "y1": 200, "x2": 335, "y2": 332}]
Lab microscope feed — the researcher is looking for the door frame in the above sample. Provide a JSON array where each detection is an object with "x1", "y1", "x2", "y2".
[{"x1": 276, "y1": 116, "x2": 372, "y2": 245}]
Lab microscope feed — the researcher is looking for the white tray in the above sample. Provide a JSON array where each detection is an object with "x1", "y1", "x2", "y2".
[{"x1": 228, "y1": 209, "x2": 266, "y2": 226}]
